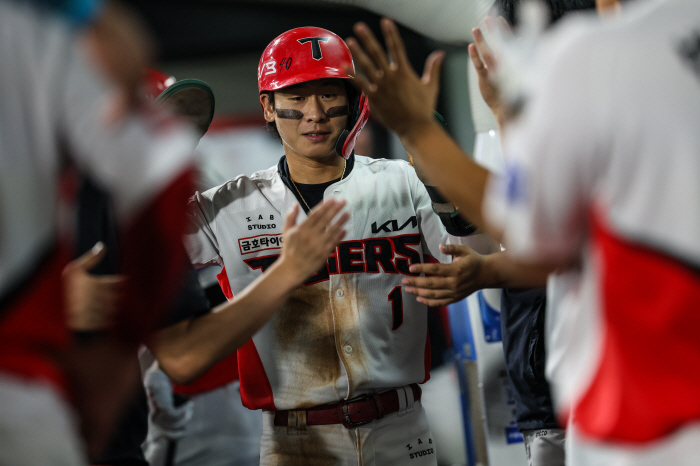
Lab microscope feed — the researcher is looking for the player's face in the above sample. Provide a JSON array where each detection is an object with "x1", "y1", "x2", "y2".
[{"x1": 261, "y1": 79, "x2": 349, "y2": 161}]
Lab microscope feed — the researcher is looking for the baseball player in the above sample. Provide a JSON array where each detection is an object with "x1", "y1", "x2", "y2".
[
  {"x1": 184, "y1": 26, "x2": 498, "y2": 466},
  {"x1": 346, "y1": 2, "x2": 700, "y2": 465}
]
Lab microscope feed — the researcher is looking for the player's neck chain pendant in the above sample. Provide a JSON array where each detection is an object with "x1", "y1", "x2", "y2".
[{"x1": 290, "y1": 159, "x2": 346, "y2": 211}]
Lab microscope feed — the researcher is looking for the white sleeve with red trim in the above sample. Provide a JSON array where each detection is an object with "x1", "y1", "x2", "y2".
[{"x1": 184, "y1": 190, "x2": 224, "y2": 269}]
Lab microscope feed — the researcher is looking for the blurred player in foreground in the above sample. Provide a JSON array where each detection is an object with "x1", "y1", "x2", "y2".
[
  {"x1": 1, "y1": 2, "x2": 348, "y2": 465},
  {"x1": 0, "y1": 1, "x2": 197, "y2": 463},
  {"x1": 344, "y1": 0, "x2": 700, "y2": 464}
]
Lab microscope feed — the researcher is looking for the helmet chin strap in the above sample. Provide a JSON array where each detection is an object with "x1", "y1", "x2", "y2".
[{"x1": 335, "y1": 129, "x2": 350, "y2": 158}]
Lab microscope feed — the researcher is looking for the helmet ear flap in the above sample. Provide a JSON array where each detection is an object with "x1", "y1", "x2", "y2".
[
  {"x1": 335, "y1": 129, "x2": 351, "y2": 158},
  {"x1": 337, "y1": 92, "x2": 369, "y2": 160}
]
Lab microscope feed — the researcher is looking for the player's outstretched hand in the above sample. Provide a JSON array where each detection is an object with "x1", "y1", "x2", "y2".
[
  {"x1": 344, "y1": 18, "x2": 445, "y2": 138},
  {"x1": 280, "y1": 199, "x2": 349, "y2": 283},
  {"x1": 401, "y1": 244, "x2": 488, "y2": 307},
  {"x1": 468, "y1": 18, "x2": 511, "y2": 121},
  {"x1": 62, "y1": 242, "x2": 126, "y2": 331}
]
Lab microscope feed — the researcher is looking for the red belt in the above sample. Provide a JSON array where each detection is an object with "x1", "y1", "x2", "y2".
[{"x1": 273, "y1": 384, "x2": 421, "y2": 429}]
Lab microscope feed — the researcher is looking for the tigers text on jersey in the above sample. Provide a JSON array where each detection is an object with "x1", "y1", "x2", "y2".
[{"x1": 186, "y1": 155, "x2": 479, "y2": 410}]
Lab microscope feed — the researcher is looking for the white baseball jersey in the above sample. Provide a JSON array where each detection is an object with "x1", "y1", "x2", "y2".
[
  {"x1": 486, "y1": 0, "x2": 700, "y2": 448},
  {"x1": 186, "y1": 155, "x2": 491, "y2": 411}
]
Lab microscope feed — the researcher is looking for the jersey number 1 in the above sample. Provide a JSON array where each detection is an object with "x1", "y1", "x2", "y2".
[{"x1": 388, "y1": 286, "x2": 403, "y2": 330}]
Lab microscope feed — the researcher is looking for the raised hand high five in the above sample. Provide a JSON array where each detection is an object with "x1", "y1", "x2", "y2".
[{"x1": 343, "y1": 19, "x2": 444, "y2": 138}]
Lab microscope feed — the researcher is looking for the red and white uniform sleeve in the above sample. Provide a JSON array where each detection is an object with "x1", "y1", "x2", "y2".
[{"x1": 184, "y1": 192, "x2": 224, "y2": 269}]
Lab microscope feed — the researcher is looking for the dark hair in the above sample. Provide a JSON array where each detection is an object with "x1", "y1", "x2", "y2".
[
  {"x1": 262, "y1": 80, "x2": 357, "y2": 145},
  {"x1": 495, "y1": 0, "x2": 596, "y2": 27}
]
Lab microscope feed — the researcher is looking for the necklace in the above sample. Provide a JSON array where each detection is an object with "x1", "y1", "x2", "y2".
[{"x1": 290, "y1": 159, "x2": 346, "y2": 211}]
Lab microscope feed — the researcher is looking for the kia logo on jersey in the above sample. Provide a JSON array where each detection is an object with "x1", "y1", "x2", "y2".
[
  {"x1": 371, "y1": 216, "x2": 418, "y2": 234},
  {"x1": 297, "y1": 37, "x2": 330, "y2": 60}
]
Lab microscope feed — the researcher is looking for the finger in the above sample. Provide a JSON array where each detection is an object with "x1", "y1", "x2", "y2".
[
  {"x1": 95, "y1": 273, "x2": 127, "y2": 283},
  {"x1": 97, "y1": 283, "x2": 125, "y2": 304},
  {"x1": 306, "y1": 198, "x2": 346, "y2": 229},
  {"x1": 422, "y1": 50, "x2": 445, "y2": 101},
  {"x1": 283, "y1": 204, "x2": 300, "y2": 233},
  {"x1": 73, "y1": 242, "x2": 107, "y2": 272},
  {"x1": 468, "y1": 43, "x2": 488, "y2": 77},
  {"x1": 381, "y1": 18, "x2": 409, "y2": 68},
  {"x1": 319, "y1": 211, "x2": 349, "y2": 251},
  {"x1": 95, "y1": 297, "x2": 119, "y2": 317},
  {"x1": 407, "y1": 262, "x2": 453, "y2": 276},
  {"x1": 402, "y1": 274, "x2": 452, "y2": 289},
  {"x1": 327, "y1": 211, "x2": 350, "y2": 236},
  {"x1": 472, "y1": 27, "x2": 497, "y2": 70},
  {"x1": 495, "y1": 16, "x2": 513, "y2": 38},
  {"x1": 352, "y1": 22, "x2": 390, "y2": 74},
  {"x1": 484, "y1": 16, "x2": 512, "y2": 39},
  {"x1": 423, "y1": 50, "x2": 446, "y2": 81},
  {"x1": 484, "y1": 15, "x2": 495, "y2": 33},
  {"x1": 98, "y1": 294, "x2": 121, "y2": 312},
  {"x1": 438, "y1": 243, "x2": 474, "y2": 257},
  {"x1": 329, "y1": 228, "x2": 347, "y2": 249},
  {"x1": 342, "y1": 59, "x2": 377, "y2": 94},
  {"x1": 348, "y1": 69, "x2": 377, "y2": 95},
  {"x1": 404, "y1": 286, "x2": 454, "y2": 300},
  {"x1": 345, "y1": 37, "x2": 383, "y2": 90},
  {"x1": 416, "y1": 296, "x2": 458, "y2": 307}
]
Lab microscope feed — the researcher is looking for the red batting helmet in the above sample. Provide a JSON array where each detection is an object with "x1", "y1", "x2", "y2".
[
  {"x1": 258, "y1": 26, "x2": 369, "y2": 160},
  {"x1": 143, "y1": 68, "x2": 215, "y2": 137}
]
